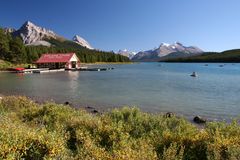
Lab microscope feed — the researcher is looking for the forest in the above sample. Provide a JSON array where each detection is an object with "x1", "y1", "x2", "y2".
[
  {"x1": 0, "y1": 28, "x2": 130, "y2": 64},
  {"x1": 162, "y1": 50, "x2": 240, "y2": 62}
]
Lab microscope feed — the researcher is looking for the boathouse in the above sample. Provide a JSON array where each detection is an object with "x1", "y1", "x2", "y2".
[{"x1": 35, "y1": 53, "x2": 80, "y2": 69}]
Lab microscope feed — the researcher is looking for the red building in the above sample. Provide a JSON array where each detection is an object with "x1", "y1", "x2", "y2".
[{"x1": 35, "y1": 53, "x2": 80, "y2": 69}]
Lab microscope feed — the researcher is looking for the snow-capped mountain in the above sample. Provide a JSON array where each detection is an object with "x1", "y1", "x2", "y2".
[
  {"x1": 72, "y1": 35, "x2": 93, "y2": 49},
  {"x1": 116, "y1": 49, "x2": 136, "y2": 59},
  {"x1": 7, "y1": 21, "x2": 93, "y2": 49},
  {"x1": 132, "y1": 42, "x2": 203, "y2": 61}
]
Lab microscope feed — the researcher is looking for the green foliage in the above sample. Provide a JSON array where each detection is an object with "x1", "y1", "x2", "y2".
[
  {"x1": 0, "y1": 96, "x2": 239, "y2": 159},
  {"x1": 0, "y1": 28, "x2": 130, "y2": 65},
  {"x1": 8, "y1": 37, "x2": 27, "y2": 63},
  {"x1": 164, "y1": 50, "x2": 240, "y2": 62},
  {"x1": 0, "y1": 29, "x2": 10, "y2": 60},
  {"x1": 0, "y1": 59, "x2": 12, "y2": 69}
]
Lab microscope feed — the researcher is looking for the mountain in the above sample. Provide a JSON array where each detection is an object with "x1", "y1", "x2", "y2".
[
  {"x1": 132, "y1": 42, "x2": 203, "y2": 62},
  {"x1": 7, "y1": 21, "x2": 93, "y2": 49},
  {"x1": 12, "y1": 21, "x2": 64, "y2": 45},
  {"x1": 72, "y1": 35, "x2": 93, "y2": 49},
  {"x1": 3, "y1": 28, "x2": 16, "y2": 34},
  {"x1": 116, "y1": 49, "x2": 136, "y2": 59}
]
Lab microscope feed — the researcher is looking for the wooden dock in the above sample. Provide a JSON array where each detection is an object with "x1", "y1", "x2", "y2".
[
  {"x1": 16, "y1": 68, "x2": 65, "y2": 74},
  {"x1": 33, "y1": 69, "x2": 65, "y2": 73},
  {"x1": 78, "y1": 67, "x2": 114, "y2": 71},
  {"x1": 13, "y1": 67, "x2": 114, "y2": 74}
]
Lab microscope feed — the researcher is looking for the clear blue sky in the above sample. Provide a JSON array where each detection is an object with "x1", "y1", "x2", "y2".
[{"x1": 1, "y1": 0, "x2": 240, "y2": 52}]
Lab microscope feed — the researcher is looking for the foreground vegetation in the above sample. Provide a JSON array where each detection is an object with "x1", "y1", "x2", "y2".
[
  {"x1": 162, "y1": 50, "x2": 240, "y2": 62},
  {"x1": 0, "y1": 28, "x2": 130, "y2": 65},
  {"x1": 0, "y1": 96, "x2": 239, "y2": 159}
]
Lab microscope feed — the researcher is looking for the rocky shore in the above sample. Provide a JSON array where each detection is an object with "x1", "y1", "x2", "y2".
[{"x1": 0, "y1": 93, "x2": 208, "y2": 125}]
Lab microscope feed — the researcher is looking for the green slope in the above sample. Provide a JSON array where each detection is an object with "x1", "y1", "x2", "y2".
[{"x1": 162, "y1": 49, "x2": 240, "y2": 62}]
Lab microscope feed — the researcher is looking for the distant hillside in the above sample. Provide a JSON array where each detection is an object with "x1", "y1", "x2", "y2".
[
  {"x1": 162, "y1": 49, "x2": 240, "y2": 62},
  {"x1": 158, "y1": 51, "x2": 202, "y2": 61}
]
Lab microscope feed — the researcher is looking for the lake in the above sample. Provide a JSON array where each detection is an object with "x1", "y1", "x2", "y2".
[{"x1": 0, "y1": 62, "x2": 240, "y2": 121}]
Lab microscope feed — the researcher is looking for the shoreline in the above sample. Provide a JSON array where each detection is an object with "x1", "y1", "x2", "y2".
[
  {"x1": 0, "y1": 62, "x2": 135, "y2": 72},
  {"x1": 80, "y1": 62, "x2": 135, "y2": 65},
  {"x1": 0, "y1": 93, "x2": 219, "y2": 127}
]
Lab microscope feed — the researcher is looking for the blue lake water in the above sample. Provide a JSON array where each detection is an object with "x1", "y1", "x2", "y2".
[{"x1": 0, "y1": 62, "x2": 240, "y2": 121}]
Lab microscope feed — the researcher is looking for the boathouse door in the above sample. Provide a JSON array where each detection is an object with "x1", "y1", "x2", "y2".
[
  {"x1": 71, "y1": 62, "x2": 76, "y2": 68},
  {"x1": 55, "y1": 63, "x2": 60, "y2": 69}
]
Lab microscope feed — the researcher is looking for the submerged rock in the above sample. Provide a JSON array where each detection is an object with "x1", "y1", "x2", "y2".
[
  {"x1": 64, "y1": 101, "x2": 71, "y2": 105},
  {"x1": 165, "y1": 112, "x2": 174, "y2": 118},
  {"x1": 193, "y1": 116, "x2": 206, "y2": 124},
  {"x1": 91, "y1": 109, "x2": 99, "y2": 114},
  {"x1": 86, "y1": 106, "x2": 94, "y2": 109}
]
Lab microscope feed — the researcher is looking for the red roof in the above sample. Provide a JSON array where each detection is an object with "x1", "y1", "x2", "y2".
[{"x1": 35, "y1": 53, "x2": 77, "y2": 63}]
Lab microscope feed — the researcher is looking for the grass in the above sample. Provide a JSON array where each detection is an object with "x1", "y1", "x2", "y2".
[
  {"x1": 0, "y1": 59, "x2": 13, "y2": 70},
  {"x1": 0, "y1": 59, "x2": 31, "y2": 71},
  {"x1": 0, "y1": 96, "x2": 239, "y2": 159}
]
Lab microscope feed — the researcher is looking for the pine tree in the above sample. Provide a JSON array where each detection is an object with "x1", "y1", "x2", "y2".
[{"x1": 0, "y1": 29, "x2": 10, "y2": 60}]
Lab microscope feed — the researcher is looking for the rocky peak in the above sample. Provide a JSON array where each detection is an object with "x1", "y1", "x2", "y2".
[
  {"x1": 160, "y1": 43, "x2": 170, "y2": 47},
  {"x1": 72, "y1": 35, "x2": 93, "y2": 50},
  {"x1": 174, "y1": 41, "x2": 183, "y2": 46},
  {"x1": 22, "y1": 21, "x2": 34, "y2": 27},
  {"x1": 117, "y1": 49, "x2": 136, "y2": 59},
  {"x1": 14, "y1": 20, "x2": 59, "y2": 44}
]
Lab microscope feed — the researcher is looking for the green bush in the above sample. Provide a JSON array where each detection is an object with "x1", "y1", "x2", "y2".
[{"x1": 0, "y1": 96, "x2": 239, "y2": 159}]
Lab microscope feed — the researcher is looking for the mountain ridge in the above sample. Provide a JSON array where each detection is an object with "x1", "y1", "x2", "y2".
[
  {"x1": 6, "y1": 21, "x2": 93, "y2": 49},
  {"x1": 132, "y1": 42, "x2": 203, "y2": 61},
  {"x1": 116, "y1": 49, "x2": 136, "y2": 59},
  {"x1": 72, "y1": 35, "x2": 93, "y2": 50}
]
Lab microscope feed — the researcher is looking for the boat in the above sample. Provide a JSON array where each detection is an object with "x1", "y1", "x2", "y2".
[
  {"x1": 13, "y1": 68, "x2": 25, "y2": 73},
  {"x1": 190, "y1": 72, "x2": 197, "y2": 77}
]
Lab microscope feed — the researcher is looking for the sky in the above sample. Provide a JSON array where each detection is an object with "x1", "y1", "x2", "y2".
[{"x1": 1, "y1": 0, "x2": 240, "y2": 52}]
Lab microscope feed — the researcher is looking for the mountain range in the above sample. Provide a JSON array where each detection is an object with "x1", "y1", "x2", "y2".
[
  {"x1": 116, "y1": 49, "x2": 136, "y2": 59},
  {"x1": 4, "y1": 21, "x2": 204, "y2": 62},
  {"x1": 131, "y1": 42, "x2": 203, "y2": 61},
  {"x1": 4, "y1": 21, "x2": 93, "y2": 50}
]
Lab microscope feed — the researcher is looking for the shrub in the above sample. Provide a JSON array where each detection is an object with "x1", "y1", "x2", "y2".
[{"x1": 0, "y1": 96, "x2": 239, "y2": 159}]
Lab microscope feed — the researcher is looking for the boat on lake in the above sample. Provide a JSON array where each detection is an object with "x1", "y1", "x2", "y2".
[{"x1": 190, "y1": 72, "x2": 197, "y2": 77}]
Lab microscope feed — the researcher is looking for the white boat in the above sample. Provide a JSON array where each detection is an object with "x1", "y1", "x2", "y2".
[{"x1": 190, "y1": 72, "x2": 197, "y2": 77}]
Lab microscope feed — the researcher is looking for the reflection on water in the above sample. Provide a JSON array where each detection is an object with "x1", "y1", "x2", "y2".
[{"x1": 0, "y1": 62, "x2": 240, "y2": 121}]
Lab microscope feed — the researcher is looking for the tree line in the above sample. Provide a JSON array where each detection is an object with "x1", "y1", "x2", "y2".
[
  {"x1": 163, "y1": 50, "x2": 240, "y2": 63},
  {"x1": 0, "y1": 28, "x2": 130, "y2": 64}
]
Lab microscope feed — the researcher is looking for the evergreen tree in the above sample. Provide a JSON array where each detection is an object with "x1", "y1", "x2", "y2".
[
  {"x1": 9, "y1": 37, "x2": 26, "y2": 63},
  {"x1": 0, "y1": 29, "x2": 10, "y2": 60}
]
